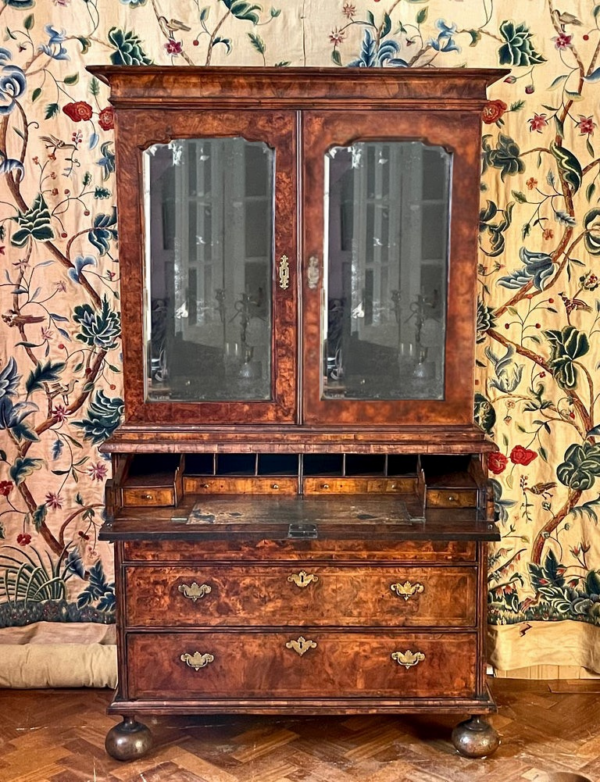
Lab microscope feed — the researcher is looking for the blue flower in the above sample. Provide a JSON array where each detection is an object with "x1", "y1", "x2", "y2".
[
  {"x1": 68, "y1": 255, "x2": 96, "y2": 284},
  {"x1": 430, "y1": 19, "x2": 461, "y2": 54},
  {"x1": 498, "y1": 247, "x2": 554, "y2": 291},
  {"x1": 39, "y1": 25, "x2": 69, "y2": 61},
  {"x1": 0, "y1": 50, "x2": 26, "y2": 116}
]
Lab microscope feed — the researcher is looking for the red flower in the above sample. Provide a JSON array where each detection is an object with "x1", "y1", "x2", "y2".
[
  {"x1": 88, "y1": 461, "x2": 108, "y2": 482},
  {"x1": 62, "y1": 101, "x2": 93, "y2": 122},
  {"x1": 17, "y1": 533, "x2": 31, "y2": 546},
  {"x1": 46, "y1": 492, "x2": 63, "y2": 510},
  {"x1": 576, "y1": 115, "x2": 595, "y2": 135},
  {"x1": 542, "y1": 228, "x2": 554, "y2": 241},
  {"x1": 553, "y1": 32, "x2": 572, "y2": 49},
  {"x1": 482, "y1": 99, "x2": 507, "y2": 124},
  {"x1": 489, "y1": 452, "x2": 508, "y2": 475},
  {"x1": 510, "y1": 445, "x2": 538, "y2": 466},
  {"x1": 526, "y1": 177, "x2": 538, "y2": 190},
  {"x1": 98, "y1": 107, "x2": 114, "y2": 131},
  {"x1": 329, "y1": 28, "x2": 346, "y2": 46},
  {"x1": 0, "y1": 480, "x2": 13, "y2": 496},
  {"x1": 528, "y1": 113, "x2": 548, "y2": 133},
  {"x1": 342, "y1": 3, "x2": 356, "y2": 18},
  {"x1": 165, "y1": 39, "x2": 183, "y2": 55}
]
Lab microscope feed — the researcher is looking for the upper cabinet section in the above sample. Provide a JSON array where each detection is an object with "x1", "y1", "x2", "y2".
[{"x1": 89, "y1": 67, "x2": 506, "y2": 429}]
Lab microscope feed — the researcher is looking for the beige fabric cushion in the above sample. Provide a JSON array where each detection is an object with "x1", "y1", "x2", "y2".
[{"x1": 0, "y1": 623, "x2": 117, "y2": 688}]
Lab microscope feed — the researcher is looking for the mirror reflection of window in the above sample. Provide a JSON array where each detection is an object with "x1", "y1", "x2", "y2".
[
  {"x1": 323, "y1": 141, "x2": 451, "y2": 401},
  {"x1": 143, "y1": 138, "x2": 274, "y2": 402}
]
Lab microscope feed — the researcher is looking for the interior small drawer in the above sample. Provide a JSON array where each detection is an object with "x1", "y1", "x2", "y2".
[
  {"x1": 426, "y1": 489, "x2": 477, "y2": 508},
  {"x1": 124, "y1": 564, "x2": 477, "y2": 628},
  {"x1": 303, "y1": 477, "x2": 415, "y2": 494},
  {"x1": 183, "y1": 476, "x2": 298, "y2": 495},
  {"x1": 127, "y1": 630, "x2": 477, "y2": 700},
  {"x1": 122, "y1": 486, "x2": 175, "y2": 507}
]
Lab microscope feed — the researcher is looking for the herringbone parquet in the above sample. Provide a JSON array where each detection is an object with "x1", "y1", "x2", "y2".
[{"x1": 0, "y1": 680, "x2": 599, "y2": 782}]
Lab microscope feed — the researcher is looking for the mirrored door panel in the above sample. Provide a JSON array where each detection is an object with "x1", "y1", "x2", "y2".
[
  {"x1": 323, "y1": 141, "x2": 450, "y2": 401},
  {"x1": 303, "y1": 111, "x2": 481, "y2": 425},
  {"x1": 116, "y1": 110, "x2": 297, "y2": 424},
  {"x1": 144, "y1": 138, "x2": 274, "y2": 402}
]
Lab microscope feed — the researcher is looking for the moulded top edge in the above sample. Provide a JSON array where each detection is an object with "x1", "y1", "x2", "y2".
[{"x1": 86, "y1": 65, "x2": 509, "y2": 100}]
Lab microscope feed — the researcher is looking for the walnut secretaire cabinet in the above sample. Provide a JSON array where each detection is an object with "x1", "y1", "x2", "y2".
[{"x1": 88, "y1": 66, "x2": 507, "y2": 761}]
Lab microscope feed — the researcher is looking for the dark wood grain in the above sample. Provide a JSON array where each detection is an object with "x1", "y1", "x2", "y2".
[
  {"x1": 124, "y1": 564, "x2": 477, "y2": 628},
  {"x1": 127, "y1": 631, "x2": 477, "y2": 700}
]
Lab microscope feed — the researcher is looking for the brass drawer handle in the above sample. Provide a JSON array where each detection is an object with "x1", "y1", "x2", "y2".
[
  {"x1": 142, "y1": 493, "x2": 153, "y2": 500},
  {"x1": 390, "y1": 581, "x2": 424, "y2": 601},
  {"x1": 180, "y1": 651, "x2": 215, "y2": 670},
  {"x1": 285, "y1": 636, "x2": 317, "y2": 657},
  {"x1": 391, "y1": 650, "x2": 425, "y2": 669},
  {"x1": 178, "y1": 582, "x2": 212, "y2": 602},
  {"x1": 288, "y1": 571, "x2": 319, "y2": 588}
]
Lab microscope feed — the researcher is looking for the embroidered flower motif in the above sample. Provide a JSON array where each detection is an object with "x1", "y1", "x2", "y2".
[
  {"x1": 46, "y1": 492, "x2": 63, "y2": 510},
  {"x1": 165, "y1": 39, "x2": 183, "y2": 56},
  {"x1": 62, "y1": 101, "x2": 93, "y2": 122},
  {"x1": 329, "y1": 28, "x2": 346, "y2": 46},
  {"x1": 528, "y1": 113, "x2": 548, "y2": 133},
  {"x1": 88, "y1": 461, "x2": 109, "y2": 481},
  {"x1": 0, "y1": 480, "x2": 13, "y2": 496},
  {"x1": 489, "y1": 452, "x2": 508, "y2": 474},
  {"x1": 526, "y1": 177, "x2": 538, "y2": 190},
  {"x1": 553, "y1": 32, "x2": 572, "y2": 49},
  {"x1": 510, "y1": 445, "x2": 538, "y2": 466},
  {"x1": 98, "y1": 107, "x2": 114, "y2": 131},
  {"x1": 17, "y1": 533, "x2": 32, "y2": 546},
  {"x1": 576, "y1": 115, "x2": 595, "y2": 135},
  {"x1": 482, "y1": 99, "x2": 507, "y2": 124},
  {"x1": 342, "y1": 3, "x2": 356, "y2": 18}
]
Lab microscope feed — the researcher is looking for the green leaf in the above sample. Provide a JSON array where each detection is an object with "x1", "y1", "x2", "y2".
[
  {"x1": 44, "y1": 103, "x2": 59, "y2": 120},
  {"x1": 89, "y1": 78, "x2": 100, "y2": 97},
  {"x1": 31, "y1": 87, "x2": 41, "y2": 102},
  {"x1": 23, "y1": 14, "x2": 34, "y2": 31},
  {"x1": 222, "y1": 0, "x2": 262, "y2": 24},
  {"x1": 511, "y1": 190, "x2": 528, "y2": 203},
  {"x1": 550, "y1": 141, "x2": 582, "y2": 193},
  {"x1": 510, "y1": 100, "x2": 525, "y2": 112},
  {"x1": 367, "y1": 10, "x2": 375, "y2": 26},
  {"x1": 64, "y1": 74, "x2": 79, "y2": 86},
  {"x1": 586, "y1": 182, "x2": 596, "y2": 203},
  {"x1": 26, "y1": 360, "x2": 65, "y2": 395},
  {"x1": 10, "y1": 457, "x2": 43, "y2": 486},
  {"x1": 548, "y1": 73, "x2": 568, "y2": 91},
  {"x1": 33, "y1": 504, "x2": 47, "y2": 532},
  {"x1": 270, "y1": 7, "x2": 281, "y2": 17},
  {"x1": 77, "y1": 36, "x2": 91, "y2": 54},
  {"x1": 248, "y1": 32, "x2": 266, "y2": 55},
  {"x1": 331, "y1": 49, "x2": 342, "y2": 67},
  {"x1": 381, "y1": 11, "x2": 392, "y2": 36},
  {"x1": 200, "y1": 6, "x2": 210, "y2": 20},
  {"x1": 94, "y1": 186, "x2": 111, "y2": 199},
  {"x1": 468, "y1": 29, "x2": 481, "y2": 47},
  {"x1": 416, "y1": 7, "x2": 428, "y2": 24}
]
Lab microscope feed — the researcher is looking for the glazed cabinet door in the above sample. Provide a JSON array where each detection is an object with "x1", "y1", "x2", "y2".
[
  {"x1": 302, "y1": 111, "x2": 481, "y2": 426},
  {"x1": 116, "y1": 110, "x2": 297, "y2": 424}
]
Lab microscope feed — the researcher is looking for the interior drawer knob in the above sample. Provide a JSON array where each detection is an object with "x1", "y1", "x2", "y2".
[
  {"x1": 178, "y1": 582, "x2": 212, "y2": 602},
  {"x1": 288, "y1": 570, "x2": 319, "y2": 588},
  {"x1": 285, "y1": 636, "x2": 317, "y2": 657},
  {"x1": 142, "y1": 493, "x2": 153, "y2": 500},
  {"x1": 390, "y1": 581, "x2": 424, "y2": 601},
  {"x1": 180, "y1": 651, "x2": 215, "y2": 670},
  {"x1": 321, "y1": 483, "x2": 330, "y2": 489},
  {"x1": 391, "y1": 650, "x2": 425, "y2": 669}
]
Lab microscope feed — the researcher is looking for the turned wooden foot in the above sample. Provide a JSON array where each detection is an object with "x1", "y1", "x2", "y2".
[
  {"x1": 105, "y1": 716, "x2": 153, "y2": 761},
  {"x1": 451, "y1": 715, "x2": 500, "y2": 758}
]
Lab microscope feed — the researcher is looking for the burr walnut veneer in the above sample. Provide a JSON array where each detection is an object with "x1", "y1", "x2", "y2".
[{"x1": 90, "y1": 66, "x2": 505, "y2": 762}]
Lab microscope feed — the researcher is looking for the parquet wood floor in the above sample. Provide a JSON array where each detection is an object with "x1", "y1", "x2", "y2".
[{"x1": 0, "y1": 680, "x2": 599, "y2": 782}]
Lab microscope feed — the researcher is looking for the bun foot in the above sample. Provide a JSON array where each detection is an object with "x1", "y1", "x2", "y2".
[
  {"x1": 105, "y1": 716, "x2": 153, "y2": 761},
  {"x1": 451, "y1": 716, "x2": 499, "y2": 758}
]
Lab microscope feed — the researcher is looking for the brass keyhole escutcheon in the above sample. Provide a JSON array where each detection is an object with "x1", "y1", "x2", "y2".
[
  {"x1": 285, "y1": 636, "x2": 317, "y2": 657},
  {"x1": 288, "y1": 571, "x2": 319, "y2": 588},
  {"x1": 390, "y1": 581, "x2": 424, "y2": 601}
]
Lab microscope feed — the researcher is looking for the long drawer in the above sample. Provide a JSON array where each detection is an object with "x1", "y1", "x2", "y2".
[
  {"x1": 127, "y1": 631, "x2": 477, "y2": 699},
  {"x1": 124, "y1": 565, "x2": 477, "y2": 627}
]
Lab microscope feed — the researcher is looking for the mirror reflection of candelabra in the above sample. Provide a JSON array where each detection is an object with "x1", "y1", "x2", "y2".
[
  {"x1": 227, "y1": 289, "x2": 264, "y2": 379},
  {"x1": 407, "y1": 290, "x2": 439, "y2": 380}
]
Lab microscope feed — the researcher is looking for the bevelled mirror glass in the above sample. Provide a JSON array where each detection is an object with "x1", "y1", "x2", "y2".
[
  {"x1": 144, "y1": 138, "x2": 274, "y2": 402},
  {"x1": 322, "y1": 141, "x2": 451, "y2": 401}
]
